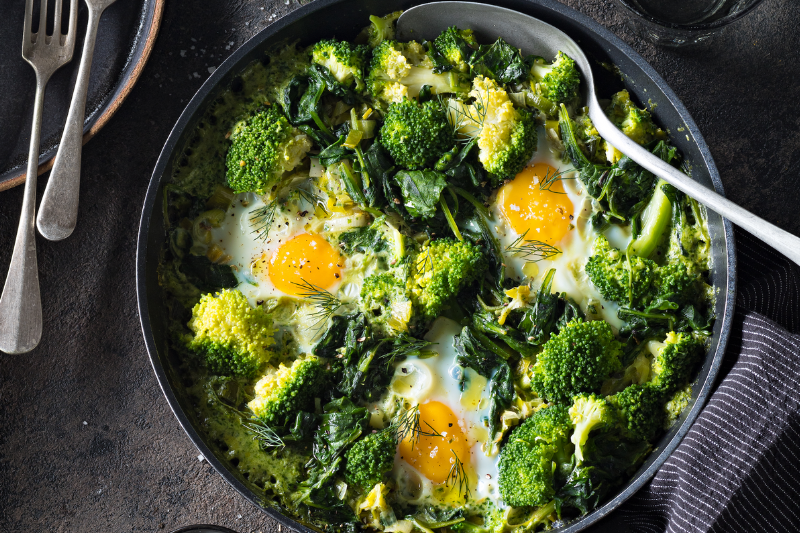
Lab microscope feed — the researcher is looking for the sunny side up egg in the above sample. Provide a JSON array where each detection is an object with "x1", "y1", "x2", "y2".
[
  {"x1": 207, "y1": 184, "x2": 381, "y2": 350},
  {"x1": 490, "y1": 127, "x2": 630, "y2": 329},
  {"x1": 209, "y1": 191, "x2": 344, "y2": 299},
  {"x1": 388, "y1": 317, "x2": 500, "y2": 505}
]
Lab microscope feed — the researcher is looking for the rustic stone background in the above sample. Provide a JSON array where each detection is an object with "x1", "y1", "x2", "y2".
[{"x1": 1, "y1": 0, "x2": 798, "y2": 532}]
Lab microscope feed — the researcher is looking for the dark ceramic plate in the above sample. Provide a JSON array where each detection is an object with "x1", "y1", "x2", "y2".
[
  {"x1": 137, "y1": 1, "x2": 737, "y2": 531},
  {"x1": 0, "y1": 0, "x2": 164, "y2": 192}
]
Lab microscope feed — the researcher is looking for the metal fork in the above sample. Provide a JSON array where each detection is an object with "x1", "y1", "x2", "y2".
[
  {"x1": 37, "y1": 0, "x2": 119, "y2": 241},
  {"x1": 0, "y1": 0, "x2": 77, "y2": 354}
]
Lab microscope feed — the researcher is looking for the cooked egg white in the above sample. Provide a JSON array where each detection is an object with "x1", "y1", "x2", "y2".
[
  {"x1": 389, "y1": 317, "x2": 500, "y2": 505},
  {"x1": 206, "y1": 177, "x2": 382, "y2": 350},
  {"x1": 489, "y1": 127, "x2": 627, "y2": 330}
]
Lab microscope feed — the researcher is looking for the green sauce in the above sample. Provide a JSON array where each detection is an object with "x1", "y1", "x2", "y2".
[{"x1": 171, "y1": 45, "x2": 311, "y2": 198}]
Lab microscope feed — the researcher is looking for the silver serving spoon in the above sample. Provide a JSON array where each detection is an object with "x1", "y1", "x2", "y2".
[
  {"x1": 396, "y1": 2, "x2": 800, "y2": 267},
  {"x1": 36, "y1": 0, "x2": 118, "y2": 241}
]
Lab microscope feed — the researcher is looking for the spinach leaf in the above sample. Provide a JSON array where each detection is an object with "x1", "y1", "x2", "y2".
[
  {"x1": 604, "y1": 141, "x2": 677, "y2": 220},
  {"x1": 393, "y1": 170, "x2": 448, "y2": 219},
  {"x1": 556, "y1": 294, "x2": 585, "y2": 332},
  {"x1": 308, "y1": 64, "x2": 356, "y2": 103},
  {"x1": 336, "y1": 322, "x2": 432, "y2": 402},
  {"x1": 293, "y1": 398, "x2": 369, "y2": 512},
  {"x1": 468, "y1": 38, "x2": 530, "y2": 84},
  {"x1": 284, "y1": 411, "x2": 320, "y2": 442},
  {"x1": 180, "y1": 255, "x2": 238, "y2": 292},
  {"x1": 313, "y1": 314, "x2": 350, "y2": 358},
  {"x1": 338, "y1": 226, "x2": 389, "y2": 255},
  {"x1": 518, "y1": 268, "x2": 560, "y2": 344},
  {"x1": 556, "y1": 432, "x2": 650, "y2": 515},
  {"x1": 617, "y1": 307, "x2": 672, "y2": 351},
  {"x1": 318, "y1": 135, "x2": 353, "y2": 167},
  {"x1": 363, "y1": 143, "x2": 398, "y2": 197},
  {"x1": 472, "y1": 311, "x2": 537, "y2": 358},
  {"x1": 471, "y1": 212, "x2": 505, "y2": 290},
  {"x1": 559, "y1": 105, "x2": 617, "y2": 199},
  {"x1": 453, "y1": 326, "x2": 515, "y2": 448},
  {"x1": 361, "y1": 142, "x2": 398, "y2": 210}
]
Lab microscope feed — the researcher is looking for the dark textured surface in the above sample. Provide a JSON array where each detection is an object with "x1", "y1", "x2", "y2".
[{"x1": 0, "y1": 0, "x2": 797, "y2": 532}]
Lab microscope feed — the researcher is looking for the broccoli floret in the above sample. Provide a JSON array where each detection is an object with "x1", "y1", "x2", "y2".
[
  {"x1": 360, "y1": 271, "x2": 413, "y2": 337},
  {"x1": 646, "y1": 331, "x2": 704, "y2": 395},
  {"x1": 608, "y1": 384, "x2": 665, "y2": 442},
  {"x1": 530, "y1": 52, "x2": 581, "y2": 105},
  {"x1": 433, "y1": 26, "x2": 477, "y2": 72},
  {"x1": 408, "y1": 239, "x2": 487, "y2": 323},
  {"x1": 225, "y1": 106, "x2": 312, "y2": 194},
  {"x1": 311, "y1": 39, "x2": 369, "y2": 91},
  {"x1": 187, "y1": 289, "x2": 275, "y2": 377},
  {"x1": 606, "y1": 90, "x2": 663, "y2": 145},
  {"x1": 363, "y1": 11, "x2": 402, "y2": 48},
  {"x1": 446, "y1": 76, "x2": 537, "y2": 184},
  {"x1": 379, "y1": 99, "x2": 456, "y2": 169},
  {"x1": 664, "y1": 383, "x2": 693, "y2": 429},
  {"x1": 602, "y1": 90, "x2": 665, "y2": 163},
  {"x1": 530, "y1": 319, "x2": 623, "y2": 404},
  {"x1": 498, "y1": 405, "x2": 572, "y2": 507},
  {"x1": 345, "y1": 430, "x2": 396, "y2": 490},
  {"x1": 368, "y1": 40, "x2": 468, "y2": 108},
  {"x1": 655, "y1": 261, "x2": 698, "y2": 305},
  {"x1": 247, "y1": 356, "x2": 324, "y2": 428},
  {"x1": 569, "y1": 394, "x2": 616, "y2": 464},
  {"x1": 585, "y1": 235, "x2": 658, "y2": 309}
]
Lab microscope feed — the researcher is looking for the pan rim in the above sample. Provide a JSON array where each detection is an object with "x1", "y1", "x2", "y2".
[{"x1": 137, "y1": 1, "x2": 736, "y2": 531}]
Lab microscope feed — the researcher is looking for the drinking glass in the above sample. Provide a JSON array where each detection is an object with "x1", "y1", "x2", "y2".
[{"x1": 610, "y1": 0, "x2": 767, "y2": 46}]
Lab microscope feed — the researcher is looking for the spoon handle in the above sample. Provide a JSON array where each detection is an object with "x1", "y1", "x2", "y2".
[
  {"x1": 589, "y1": 106, "x2": 800, "y2": 267},
  {"x1": 0, "y1": 75, "x2": 47, "y2": 354},
  {"x1": 37, "y1": 6, "x2": 102, "y2": 241}
]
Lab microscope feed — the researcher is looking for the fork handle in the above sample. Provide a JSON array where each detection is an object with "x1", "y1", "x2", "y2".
[
  {"x1": 37, "y1": 6, "x2": 103, "y2": 241},
  {"x1": 0, "y1": 74, "x2": 48, "y2": 354}
]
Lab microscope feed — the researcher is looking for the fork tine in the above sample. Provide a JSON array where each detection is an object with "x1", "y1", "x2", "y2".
[
  {"x1": 53, "y1": 0, "x2": 63, "y2": 40},
  {"x1": 38, "y1": 0, "x2": 48, "y2": 38},
  {"x1": 23, "y1": 0, "x2": 34, "y2": 41},
  {"x1": 64, "y1": 0, "x2": 78, "y2": 48}
]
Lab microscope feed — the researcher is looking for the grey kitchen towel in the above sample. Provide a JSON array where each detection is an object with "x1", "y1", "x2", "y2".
[{"x1": 620, "y1": 229, "x2": 800, "y2": 532}]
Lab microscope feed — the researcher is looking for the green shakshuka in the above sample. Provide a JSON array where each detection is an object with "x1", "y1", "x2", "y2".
[{"x1": 158, "y1": 11, "x2": 714, "y2": 533}]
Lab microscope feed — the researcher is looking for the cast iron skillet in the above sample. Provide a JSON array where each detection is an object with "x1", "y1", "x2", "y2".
[{"x1": 137, "y1": 1, "x2": 737, "y2": 531}]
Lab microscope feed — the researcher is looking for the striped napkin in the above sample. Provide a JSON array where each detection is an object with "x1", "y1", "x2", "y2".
[{"x1": 614, "y1": 230, "x2": 800, "y2": 532}]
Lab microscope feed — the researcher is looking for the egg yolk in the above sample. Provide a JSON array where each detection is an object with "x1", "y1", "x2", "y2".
[
  {"x1": 497, "y1": 163, "x2": 575, "y2": 244},
  {"x1": 398, "y1": 401, "x2": 471, "y2": 484},
  {"x1": 264, "y1": 233, "x2": 343, "y2": 296}
]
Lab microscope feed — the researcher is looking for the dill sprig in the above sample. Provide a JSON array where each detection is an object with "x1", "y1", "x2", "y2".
[
  {"x1": 208, "y1": 386, "x2": 285, "y2": 451},
  {"x1": 249, "y1": 200, "x2": 279, "y2": 242},
  {"x1": 538, "y1": 166, "x2": 576, "y2": 194},
  {"x1": 415, "y1": 250, "x2": 434, "y2": 276},
  {"x1": 243, "y1": 419, "x2": 286, "y2": 450},
  {"x1": 505, "y1": 230, "x2": 563, "y2": 262},
  {"x1": 391, "y1": 404, "x2": 442, "y2": 449},
  {"x1": 441, "y1": 91, "x2": 487, "y2": 141},
  {"x1": 291, "y1": 279, "x2": 342, "y2": 329},
  {"x1": 445, "y1": 450, "x2": 471, "y2": 499}
]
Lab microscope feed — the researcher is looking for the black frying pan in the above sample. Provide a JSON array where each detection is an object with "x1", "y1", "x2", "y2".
[{"x1": 136, "y1": 1, "x2": 737, "y2": 531}]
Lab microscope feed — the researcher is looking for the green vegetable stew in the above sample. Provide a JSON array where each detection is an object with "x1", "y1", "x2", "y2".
[{"x1": 158, "y1": 11, "x2": 714, "y2": 533}]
